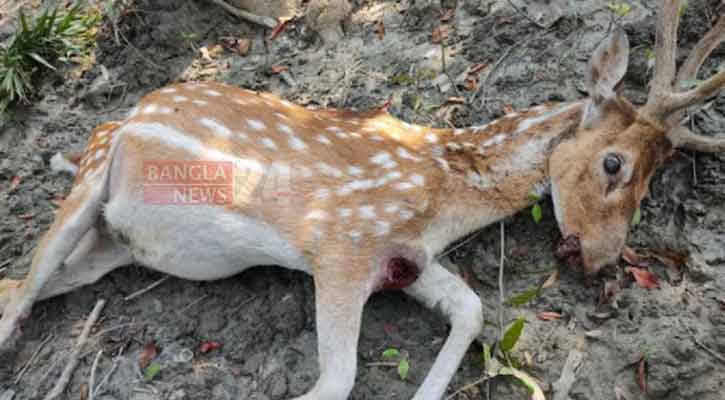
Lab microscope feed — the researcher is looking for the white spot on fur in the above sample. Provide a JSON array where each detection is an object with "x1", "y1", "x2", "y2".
[
  {"x1": 172, "y1": 95, "x2": 188, "y2": 102},
  {"x1": 248, "y1": 120, "x2": 266, "y2": 131},
  {"x1": 453, "y1": 128, "x2": 465, "y2": 136},
  {"x1": 515, "y1": 102, "x2": 578, "y2": 135},
  {"x1": 410, "y1": 173, "x2": 425, "y2": 186},
  {"x1": 348, "y1": 231, "x2": 362, "y2": 242},
  {"x1": 481, "y1": 133, "x2": 507, "y2": 148},
  {"x1": 314, "y1": 188, "x2": 330, "y2": 199},
  {"x1": 394, "y1": 182, "x2": 415, "y2": 191},
  {"x1": 397, "y1": 147, "x2": 423, "y2": 162},
  {"x1": 192, "y1": 99, "x2": 208, "y2": 106},
  {"x1": 316, "y1": 134, "x2": 332, "y2": 145},
  {"x1": 260, "y1": 137, "x2": 278, "y2": 150},
  {"x1": 338, "y1": 208, "x2": 352, "y2": 218},
  {"x1": 359, "y1": 205, "x2": 376, "y2": 219},
  {"x1": 335, "y1": 132, "x2": 349, "y2": 139},
  {"x1": 346, "y1": 165, "x2": 364, "y2": 176},
  {"x1": 288, "y1": 136, "x2": 308, "y2": 151},
  {"x1": 373, "y1": 221, "x2": 391, "y2": 237},
  {"x1": 326, "y1": 126, "x2": 342, "y2": 132},
  {"x1": 160, "y1": 87, "x2": 177, "y2": 93},
  {"x1": 370, "y1": 135, "x2": 385, "y2": 141},
  {"x1": 384, "y1": 202, "x2": 400, "y2": 214},
  {"x1": 370, "y1": 151, "x2": 397, "y2": 169},
  {"x1": 305, "y1": 210, "x2": 328, "y2": 220},
  {"x1": 317, "y1": 162, "x2": 343, "y2": 178},
  {"x1": 425, "y1": 133, "x2": 438, "y2": 143},
  {"x1": 200, "y1": 118, "x2": 232, "y2": 137},
  {"x1": 399, "y1": 209, "x2": 414, "y2": 221},
  {"x1": 277, "y1": 123, "x2": 294, "y2": 135},
  {"x1": 204, "y1": 89, "x2": 222, "y2": 97},
  {"x1": 142, "y1": 104, "x2": 159, "y2": 114}
]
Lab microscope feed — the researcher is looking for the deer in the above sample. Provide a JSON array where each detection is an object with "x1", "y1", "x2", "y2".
[{"x1": 1, "y1": 1, "x2": 723, "y2": 398}]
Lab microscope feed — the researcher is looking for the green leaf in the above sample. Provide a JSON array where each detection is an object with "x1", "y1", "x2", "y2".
[
  {"x1": 631, "y1": 207, "x2": 641, "y2": 226},
  {"x1": 505, "y1": 288, "x2": 539, "y2": 307},
  {"x1": 531, "y1": 203, "x2": 542, "y2": 224},
  {"x1": 28, "y1": 52, "x2": 56, "y2": 70},
  {"x1": 499, "y1": 367, "x2": 546, "y2": 400},
  {"x1": 482, "y1": 343, "x2": 492, "y2": 367},
  {"x1": 679, "y1": 0, "x2": 688, "y2": 16},
  {"x1": 397, "y1": 358, "x2": 410, "y2": 381},
  {"x1": 607, "y1": 2, "x2": 631, "y2": 17},
  {"x1": 382, "y1": 348, "x2": 400, "y2": 359},
  {"x1": 144, "y1": 362, "x2": 161, "y2": 382},
  {"x1": 389, "y1": 73, "x2": 414, "y2": 86},
  {"x1": 500, "y1": 318, "x2": 526, "y2": 353}
]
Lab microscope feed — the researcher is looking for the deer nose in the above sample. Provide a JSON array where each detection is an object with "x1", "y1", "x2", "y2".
[{"x1": 555, "y1": 234, "x2": 582, "y2": 266}]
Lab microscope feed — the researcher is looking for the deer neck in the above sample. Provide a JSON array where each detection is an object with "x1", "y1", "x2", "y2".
[{"x1": 416, "y1": 101, "x2": 585, "y2": 255}]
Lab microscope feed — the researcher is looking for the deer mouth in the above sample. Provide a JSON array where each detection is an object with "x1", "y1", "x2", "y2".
[{"x1": 555, "y1": 234, "x2": 582, "y2": 268}]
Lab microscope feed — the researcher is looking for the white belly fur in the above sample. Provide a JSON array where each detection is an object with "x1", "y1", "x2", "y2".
[{"x1": 103, "y1": 198, "x2": 311, "y2": 280}]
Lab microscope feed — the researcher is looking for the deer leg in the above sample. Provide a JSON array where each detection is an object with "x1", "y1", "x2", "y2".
[
  {"x1": 404, "y1": 262, "x2": 484, "y2": 400},
  {"x1": 0, "y1": 183, "x2": 108, "y2": 349},
  {"x1": 293, "y1": 275, "x2": 369, "y2": 400}
]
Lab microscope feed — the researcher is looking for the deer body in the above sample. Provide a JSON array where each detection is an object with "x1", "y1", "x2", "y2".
[{"x1": 2, "y1": 2, "x2": 724, "y2": 399}]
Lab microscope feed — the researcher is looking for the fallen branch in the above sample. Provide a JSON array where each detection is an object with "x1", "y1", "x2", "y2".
[
  {"x1": 14, "y1": 334, "x2": 54, "y2": 384},
  {"x1": 124, "y1": 276, "x2": 170, "y2": 301},
  {"x1": 552, "y1": 348, "x2": 584, "y2": 400},
  {"x1": 88, "y1": 350, "x2": 103, "y2": 400},
  {"x1": 44, "y1": 299, "x2": 106, "y2": 400},
  {"x1": 207, "y1": 0, "x2": 277, "y2": 29}
]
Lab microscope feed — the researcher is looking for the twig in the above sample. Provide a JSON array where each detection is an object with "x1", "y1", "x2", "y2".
[
  {"x1": 470, "y1": 39, "x2": 527, "y2": 109},
  {"x1": 686, "y1": 325, "x2": 725, "y2": 364},
  {"x1": 124, "y1": 276, "x2": 170, "y2": 301},
  {"x1": 44, "y1": 299, "x2": 106, "y2": 400},
  {"x1": 14, "y1": 334, "x2": 54, "y2": 384},
  {"x1": 93, "y1": 356, "x2": 120, "y2": 398},
  {"x1": 178, "y1": 294, "x2": 209, "y2": 314},
  {"x1": 88, "y1": 350, "x2": 103, "y2": 400},
  {"x1": 207, "y1": 0, "x2": 277, "y2": 29},
  {"x1": 438, "y1": 229, "x2": 483, "y2": 259},
  {"x1": 498, "y1": 222, "x2": 506, "y2": 340},
  {"x1": 446, "y1": 375, "x2": 492, "y2": 399},
  {"x1": 0, "y1": 257, "x2": 12, "y2": 270},
  {"x1": 365, "y1": 361, "x2": 399, "y2": 367},
  {"x1": 505, "y1": 0, "x2": 552, "y2": 29},
  {"x1": 552, "y1": 348, "x2": 584, "y2": 400}
]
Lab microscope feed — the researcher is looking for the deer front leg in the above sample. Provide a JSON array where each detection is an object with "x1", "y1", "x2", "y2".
[
  {"x1": 404, "y1": 261, "x2": 484, "y2": 400},
  {"x1": 294, "y1": 271, "x2": 369, "y2": 400}
]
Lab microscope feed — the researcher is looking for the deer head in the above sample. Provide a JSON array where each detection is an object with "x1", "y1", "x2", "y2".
[{"x1": 549, "y1": 0, "x2": 725, "y2": 275}]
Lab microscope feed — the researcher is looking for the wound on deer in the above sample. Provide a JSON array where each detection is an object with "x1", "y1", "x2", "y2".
[{"x1": 379, "y1": 256, "x2": 420, "y2": 290}]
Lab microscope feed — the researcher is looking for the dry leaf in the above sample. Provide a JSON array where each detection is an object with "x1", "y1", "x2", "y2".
[
  {"x1": 637, "y1": 356, "x2": 647, "y2": 393},
  {"x1": 537, "y1": 311, "x2": 562, "y2": 321},
  {"x1": 10, "y1": 175, "x2": 21, "y2": 191},
  {"x1": 502, "y1": 104, "x2": 515, "y2": 114},
  {"x1": 375, "y1": 20, "x2": 385, "y2": 40},
  {"x1": 629, "y1": 267, "x2": 659, "y2": 289},
  {"x1": 468, "y1": 62, "x2": 488, "y2": 75},
  {"x1": 199, "y1": 340, "x2": 222, "y2": 353},
  {"x1": 18, "y1": 212, "x2": 34, "y2": 220},
  {"x1": 463, "y1": 76, "x2": 478, "y2": 91},
  {"x1": 440, "y1": 9, "x2": 455, "y2": 22},
  {"x1": 541, "y1": 269, "x2": 560, "y2": 289},
  {"x1": 445, "y1": 96, "x2": 465, "y2": 104},
  {"x1": 139, "y1": 341, "x2": 158, "y2": 369},
  {"x1": 269, "y1": 17, "x2": 292, "y2": 40},
  {"x1": 622, "y1": 246, "x2": 644, "y2": 266},
  {"x1": 431, "y1": 25, "x2": 450, "y2": 44},
  {"x1": 271, "y1": 65, "x2": 289, "y2": 74},
  {"x1": 220, "y1": 37, "x2": 251, "y2": 56}
]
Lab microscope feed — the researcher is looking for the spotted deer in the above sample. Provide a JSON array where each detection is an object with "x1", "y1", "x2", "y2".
[{"x1": 1, "y1": 1, "x2": 724, "y2": 398}]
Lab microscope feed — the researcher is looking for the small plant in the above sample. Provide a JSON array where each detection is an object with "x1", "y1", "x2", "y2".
[
  {"x1": 180, "y1": 31, "x2": 200, "y2": 51},
  {"x1": 607, "y1": 2, "x2": 632, "y2": 17},
  {"x1": 0, "y1": 3, "x2": 99, "y2": 112},
  {"x1": 480, "y1": 319, "x2": 546, "y2": 400},
  {"x1": 631, "y1": 207, "x2": 641, "y2": 227},
  {"x1": 529, "y1": 192, "x2": 543, "y2": 224},
  {"x1": 382, "y1": 348, "x2": 410, "y2": 381}
]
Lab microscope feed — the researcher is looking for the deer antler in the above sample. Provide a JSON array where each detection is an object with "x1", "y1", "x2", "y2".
[{"x1": 640, "y1": 0, "x2": 725, "y2": 152}]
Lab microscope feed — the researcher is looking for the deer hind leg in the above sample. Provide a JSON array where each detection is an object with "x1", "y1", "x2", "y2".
[
  {"x1": 0, "y1": 181, "x2": 110, "y2": 349},
  {"x1": 404, "y1": 262, "x2": 484, "y2": 400},
  {"x1": 293, "y1": 271, "x2": 370, "y2": 400}
]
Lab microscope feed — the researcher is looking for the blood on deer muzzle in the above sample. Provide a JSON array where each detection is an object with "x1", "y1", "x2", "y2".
[{"x1": 555, "y1": 234, "x2": 582, "y2": 268}]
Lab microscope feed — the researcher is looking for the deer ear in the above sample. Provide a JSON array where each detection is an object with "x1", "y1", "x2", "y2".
[{"x1": 585, "y1": 28, "x2": 630, "y2": 105}]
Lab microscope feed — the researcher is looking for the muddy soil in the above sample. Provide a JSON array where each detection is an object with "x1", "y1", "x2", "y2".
[{"x1": 1, "y1": 0, "x2": 724, "y2": 399}]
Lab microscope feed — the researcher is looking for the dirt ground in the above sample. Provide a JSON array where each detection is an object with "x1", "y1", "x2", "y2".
[{"x1": 1, "y1": 0, "x2": 724, "y2": 399}]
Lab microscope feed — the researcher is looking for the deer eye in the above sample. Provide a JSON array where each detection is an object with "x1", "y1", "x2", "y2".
[{"x1": 603, "y1": 154, "x2": 622, "y2": 175}]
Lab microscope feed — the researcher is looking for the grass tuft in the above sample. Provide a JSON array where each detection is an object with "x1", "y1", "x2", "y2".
[{"x1": 0, "y1": 3, "x2": 99, "y2": 113}]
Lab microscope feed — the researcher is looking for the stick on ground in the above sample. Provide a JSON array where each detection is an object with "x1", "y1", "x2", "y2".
[
  {"x1": 124, "y1": 276, "x2": 170, "y2": 301},
  {"x1": 44, "y1": 299, "x2": 106, "y2": 400},
  {"x1": 207, "y1": 0, "x2": 278, "y2": 29}
]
